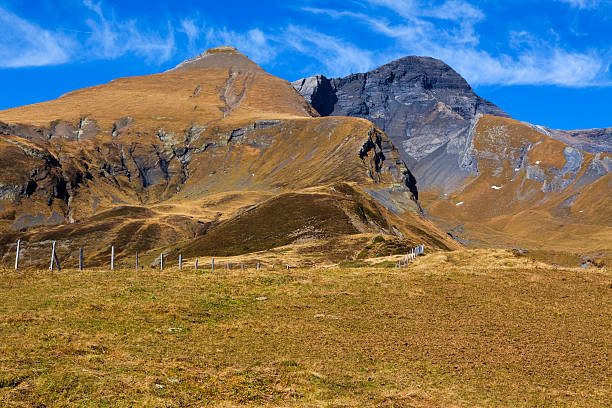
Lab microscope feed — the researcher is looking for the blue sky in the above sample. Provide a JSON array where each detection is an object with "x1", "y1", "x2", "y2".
[{"x1": 0, "y1": 0, "x2": 611, "y2": 130}]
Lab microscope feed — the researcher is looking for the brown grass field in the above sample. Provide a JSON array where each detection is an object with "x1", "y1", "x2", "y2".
[{"x1": 0, "y1": 249, "x2": 610, "y2": 407}]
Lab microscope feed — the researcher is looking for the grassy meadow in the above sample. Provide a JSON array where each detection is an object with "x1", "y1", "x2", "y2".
[{"x1": 0, "y1": 249, "x2": 610, "y2": 407}]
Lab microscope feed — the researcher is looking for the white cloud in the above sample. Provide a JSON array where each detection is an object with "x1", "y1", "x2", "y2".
[
  {"x1": 1, "y1": 0, "x2": 609, "y2": 88},
  {"x1": 83, "y1": 0, "x2": 175, "y2": 63},
  {"x1": 205, "y1": 27, "x2": 278, "y2": 64},
  {"x1": 179, "y1": 19, "x2": 201, "y2": 48},
  {"x1": 301, "y1": 1, "x2": 611, "y2": 87},
  {"x1": 0, "y1": 2, "x2": 178, "y2": 69},
  {"x1": 557, "y1": 0, "x2": 603, "y2": 9},
  {"x1": 282, "y1": 25, "x2": 375, "y2": 76},
  {"x1": 0, "y1": 7, "x2": 75, "y2": 68}
]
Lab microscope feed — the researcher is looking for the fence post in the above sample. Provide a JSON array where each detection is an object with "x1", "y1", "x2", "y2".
[
  {"x1": 135, "y1": 251, "x2": 139, "y2": 270},
  {"x1": 257, "y1": 263, "x2": 260, "y2": 270},
  {"x1": 110, "y1": 246, "x2": 115, "y2": 270},
  {"x1": 49, "y1": 241, "x2": 56, "y2": 271},
  {"x1": 179, "y1": 254, "x2": 182, "y2": 271},
  {"x1": 226, "y1": 262, "x2": 229, "y2": 271},
  {"x1": 14, "y1": 240, "x2": 20, "y2": 271},
  {"x1": 160, "y1": 252, "x2": 164, "y2": 270},
  {"x1": 195, "y1": 258, "x2": 198, "y2": 270},
  {"x1": 79, "y1": 248, "x2": 83, "y2": 271},
  {"x1": 211, "y1": 257, "x2": 214, "y2": 271},
  {"x1": 241, "y1": 264, "x2": 244, "y2": 272},
  {"x1": 49, "y1": 241, "x2": 61, "y2": 271}
]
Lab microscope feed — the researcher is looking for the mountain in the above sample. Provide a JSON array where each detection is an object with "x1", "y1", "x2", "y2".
[
  {"x1": 0, "y1": 47, "x2": 458, "y2": 267},
  {"x1": 293, "y1": 57, "x2": 612, "y2": 261},
  {"x1": 293, "y1": 56, "x2": 509, "y2": 192}
]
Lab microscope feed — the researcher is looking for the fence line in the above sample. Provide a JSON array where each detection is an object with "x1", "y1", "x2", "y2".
[
  {"x1": 7, "y1": 239, "x2": 426, "y2": 271},
  {"x1": 399, "y1": 244, "x2": 426, "y2": 268}
]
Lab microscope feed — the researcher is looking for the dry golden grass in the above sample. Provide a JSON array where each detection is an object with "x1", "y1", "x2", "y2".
[
  {"x1": 0, "y1": 61, "x2": 312, "y2": 131},
  {"x1": 1, "y1": 249, "x2": 610, "y2": 407}
]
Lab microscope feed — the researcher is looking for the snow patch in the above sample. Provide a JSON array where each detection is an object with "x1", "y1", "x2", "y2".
[{"x1": 491, "y1": 185, "x2": 503, "y2": 190}]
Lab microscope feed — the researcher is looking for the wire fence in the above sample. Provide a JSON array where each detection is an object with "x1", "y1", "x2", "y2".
[{"x1": 6, "y1": 239, "x2": 426, "y2": 271}]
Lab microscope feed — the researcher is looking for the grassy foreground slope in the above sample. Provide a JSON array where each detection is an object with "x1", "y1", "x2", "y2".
[{"x1": 1, "y1": 249, "x2": 610, "y2": 407}]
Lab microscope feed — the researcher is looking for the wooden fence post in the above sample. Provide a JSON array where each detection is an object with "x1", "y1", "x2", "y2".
[
  {"x1": 49, "y1": 241, "x2": 61, "y2": 271},
  {"x1": 160, "y1": 252, "x2": 164, "y2": 270},
  {"x1": 110, "y1": 246, "x2": 115, "y2": 270},
  {"x1": 49, "y1": 241, "x2": 55, "y2": 271},
  {"x1": 14, "y1": 240, "x2": 20, "y2": 271},
  {"x1": 79, "y1": 248, "x2": 83, "y2": 271}
]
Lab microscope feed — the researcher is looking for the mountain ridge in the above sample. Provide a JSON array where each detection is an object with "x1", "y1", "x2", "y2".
[
  {"x1": 292, "y1": 55, "x2": 611, "y2": 259},
  {"x1": 0, "y1": 47, "x2": 460, "y2": 268}
]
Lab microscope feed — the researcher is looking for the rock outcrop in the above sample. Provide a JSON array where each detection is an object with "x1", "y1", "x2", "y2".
[
  {"x1": 293, "y1": 56, "x2": 509, "y2": 191},
  {"x1": 536, "y1": 126, "x2": 612, "y2": 154}
]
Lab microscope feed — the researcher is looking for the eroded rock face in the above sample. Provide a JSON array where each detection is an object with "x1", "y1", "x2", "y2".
[
  {"x1": 536, "y1": 126, "x2": 612, "y2": 154},
  {"x1": 292, "y1": 56, "x2": 508, "y2": 191}
]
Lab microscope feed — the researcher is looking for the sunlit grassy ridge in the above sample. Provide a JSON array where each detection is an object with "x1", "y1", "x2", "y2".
[{"x1": 1, "y1": 249, "x2": 610, "y2": 407}]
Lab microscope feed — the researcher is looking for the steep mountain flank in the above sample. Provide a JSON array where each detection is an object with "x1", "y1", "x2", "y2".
[
  {"x1": 0, "y1": 47, "x2": 457, "y2": 267},
  {"x1": 293, "y1": 58, "x2": 611, "y2": 260},
  {"x1": 293, "y1": 56, "x2": 509, "y2": 191},
  {"x1": 422, "y1": 115, "x2": 611, "y2": 256}
]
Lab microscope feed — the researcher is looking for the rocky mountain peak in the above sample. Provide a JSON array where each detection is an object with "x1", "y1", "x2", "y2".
[
  {"x1": 292, "y1": 55, "x2": 510, "y2": 191},
  {"x1": 168, "y1": 45, "x2": 265, "y2": 73},
  {"x1": 293, "y1": 55, "x2": 507, "y2": 121}
]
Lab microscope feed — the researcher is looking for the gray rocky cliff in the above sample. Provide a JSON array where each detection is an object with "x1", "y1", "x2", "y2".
[
  {"x1": 536, "y1": 126, "x2": 612, "y2": 154},
  {"x1": 292, "y1": 56, "x2": 509, "y2": 191}
]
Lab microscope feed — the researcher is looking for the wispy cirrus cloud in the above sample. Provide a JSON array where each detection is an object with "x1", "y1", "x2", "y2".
[
  {"x1": 557, "y1": 0, "x2": 605, "y2": 9},
  {"x1": 82, "y1": 0, "x2": 175, "y2": 62},
  {"x1": 205, "y1": 27, "x2": 278, "y2": 64},
  {"x1": 178, "y1": 18, "x2": 200, "y2": 49},
  {"x1": 0, "y1": 1, "x2": 177, "y2": 68},
  {"x1": 300, "y1": 0, "x2": 611, "y2": 86},
  {"x1": 0, "y1": 0, "x2": 610, "y2": 88},
  {"x1": 0, "y1": 7, "x2": 75, "y2": 68},
  {"x1": 281, "y1": 25, "x2": 375, "y2": 76}
]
